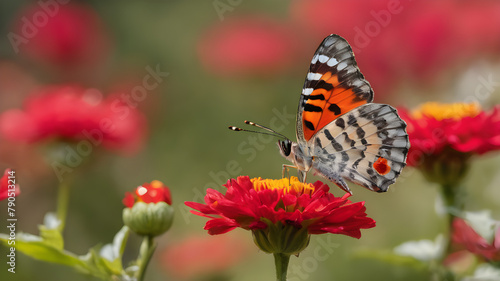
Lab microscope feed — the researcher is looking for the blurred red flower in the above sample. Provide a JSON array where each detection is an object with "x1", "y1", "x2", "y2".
[
  {"x1": 123, "y1": 180, "x2": 172, "y2": 208},
  {"x1": 198, "y1": 16, "x2": 298, "y2": 77},
  {"x1": 160, "y1": 234, "x2": 250, "y2": 280},
  {"x1": 452, "y1": 218, "x2": 500, "y2": 261},
  {"x1": 290, "y1": 0, "x2": 500, "y2": 92},
  {"x1": 10, "y1": 2, "x2": 110, "y2": 71},
  {"x1": 399, "y1": 102, "x2": 500, "y2": 167},
  {"x1": 0, "y1": 169, "x2": 20, "y2": 201},
  {"x1": 0, "y1": 85, "x2": 147, "y2": 154},
  {"x1": 186, "y1": 176, "x2": 375, "y2": 238}
]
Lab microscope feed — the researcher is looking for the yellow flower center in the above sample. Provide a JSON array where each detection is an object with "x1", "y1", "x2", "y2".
[
  {"x1": 251, "y1": 177, "x2": 315, "y2": 196},
  {"x1": 411, "y1": 102, "x2": 481, "y2": 121}
]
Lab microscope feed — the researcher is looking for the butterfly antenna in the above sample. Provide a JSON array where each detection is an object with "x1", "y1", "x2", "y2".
[
  {"x1": 244, "y1": 120, "x2": 289, "y2": 139},
  {"x1": 228, "y1": 120, "x2": 289, "y2": 139}
]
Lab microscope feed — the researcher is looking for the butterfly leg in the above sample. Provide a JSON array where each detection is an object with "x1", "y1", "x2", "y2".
[
  {"x1": 282, "y1": 164, "x2": 308, "y2": 182},
  {"x1": 298, "y1": 170, "x2": 307, "y2": 183},
  {"x1": 282, "y1": 164, "x2": 296, "y2": 179}
]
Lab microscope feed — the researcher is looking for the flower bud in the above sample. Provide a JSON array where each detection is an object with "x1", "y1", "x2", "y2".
[{"x1": 122, "y1": 180, "x2": 174, "y2": 236}]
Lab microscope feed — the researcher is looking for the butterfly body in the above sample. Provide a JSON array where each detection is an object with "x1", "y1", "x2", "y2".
[{"x1": 278, "y1": 34, "x2": 409, "y2": 194}]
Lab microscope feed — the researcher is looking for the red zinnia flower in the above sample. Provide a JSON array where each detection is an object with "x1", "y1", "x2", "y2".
[
  {"x1": 399, "y1": 102, "x2": 500, "y2": 167},
  {"x1": 186, "y1": 176, "x2": 375, "y2": 239},
  {"x1": 198, "y1": 16, "x2": 297, "y2": 77},
  {"x1": 290, "y1": 0, "x2": 500, "y2": 91},
  {"x1": 123, "y1": 180, "x2": 172, "y2": 208},
  {"x1": 0, "y1": 169, "x2": 20, "y2": 201},
  {"x1": 452, "y1": 218, "x2": 500, "y2": 261},
  {"x1": 0, "y1": 85, "x2": 147, "y2": 154},
  {"x1": 11, "y1": 3, "x2": 110, "y2": 71}
]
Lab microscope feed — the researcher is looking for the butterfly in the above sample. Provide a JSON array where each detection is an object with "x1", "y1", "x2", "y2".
[{"x1": 230, "y1": 34, "x2": 409, "y2": 194}]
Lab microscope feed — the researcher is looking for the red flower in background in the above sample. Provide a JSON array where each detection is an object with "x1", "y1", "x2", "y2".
[
  {"x1": 198, "y1": 16, "x2": 298, "y2": 77},
  {"x1": 452, "y1": 218, "x2": 500, "y2": 261},
  {"x1": 290, "y1": 0, "x2": 500, "y2": 92},
  {"x1": 186, "y1": 176, "x2": 375, "y2": 239},
  {"x1": 0, "y1": 85, "x2": 147, "y2": 154},
  {"x1": 10, "y1": 2, "x2": 110, "y2": 71},
  {"x1": 399, "y1": 103, "x2": 500, "y2": 166},
  {"x1": 0, "y1": 169, "x2": 20, "y2": 201},
  {"x1": 123, "y1": 180, "x2": 172, "y2": 208},
  {"x1": 160, "y1": 234, "x2": 250, "y2": 280}
]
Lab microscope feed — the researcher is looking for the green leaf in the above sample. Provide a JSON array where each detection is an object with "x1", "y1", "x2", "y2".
[
  {"x1": 39, "y1": 213, "x2": 64, "y2": 250},
  {"x1": 0, "y1": 232, "x2": 88, "y2": 271}
]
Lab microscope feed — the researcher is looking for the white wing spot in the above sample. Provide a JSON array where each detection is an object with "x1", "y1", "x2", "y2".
[
  {"x1": 307, "y1": 72, "x2": 322, "y2": 81},
  {"x1": 311, "y1": 55, "x2": 319, "y2": 64},
  {"x1": 327, "y1": 58, "x2": 338, "y2": 67},
  {"x1": 337, "y1": 62, "x2": 347, "y2": 71},
  {"x1": 318, "y1": 55, "x2": 329, "y2": 63},
  {"x1": 302, "y1": 88, "x2": 313, "y2": 96}
]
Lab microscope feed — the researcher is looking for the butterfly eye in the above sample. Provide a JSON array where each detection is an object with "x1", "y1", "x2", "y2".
[{"x1": 278, "y1": 140, "x2": 292, "y2": 157}]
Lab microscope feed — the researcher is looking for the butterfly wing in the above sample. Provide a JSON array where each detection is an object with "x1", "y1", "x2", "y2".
[
  {"x1": 297, "y1": 34, "x2": 373, "y2": 146},
  {"x1": 310, "y1": 103, "x2": 409, "y2": 193}
]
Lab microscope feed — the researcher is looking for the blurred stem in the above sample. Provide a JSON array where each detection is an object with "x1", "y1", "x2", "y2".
[
  {"x1": 56, "y1": 179, "x2": 70, "y2": 231},
  {"x1": 440, "y1": 183, "x2": 465, "y2": 260},
  {"x1": 274, "y1": 253, "x2": 290, "y2": 281},
  {"x1": 136, "y1": 235, "x2": 156, "y2": 281}
]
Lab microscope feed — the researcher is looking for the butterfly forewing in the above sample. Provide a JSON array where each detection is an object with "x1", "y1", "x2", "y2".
[{"x1": 297, "y1": 34, "x2": 374, "y2": 145}]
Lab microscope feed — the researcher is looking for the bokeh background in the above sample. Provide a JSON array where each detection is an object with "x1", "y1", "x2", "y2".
[{"x1": 1, "y1": 1, "x2": 499, "y2": 280}]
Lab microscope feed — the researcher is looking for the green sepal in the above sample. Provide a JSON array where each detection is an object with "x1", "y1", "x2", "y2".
[
  {"x1": 252, "y1": 219, "x2": 310, "y2": 256},
  {"x1": 123, "y1": 202, "x2": 174, "y2": 236}
]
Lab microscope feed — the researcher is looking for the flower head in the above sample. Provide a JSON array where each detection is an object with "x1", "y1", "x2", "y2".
[
  {"x1": 198, "y1": 16, "x2": 297, "y2": 77},
  {"x1": 291, "y1": 0, "x2": 500, "y2": 91},
  {"x1": 11, "y1": 3, "x2": 110, "y2": 71},
  {"x1": 399, "y1": 102, "x2": 500, "y2": 185},
  {"x1": 122, "y1": 180, "x2": 173, "y2": 236},
  {"x1": 0, "y1": 169, "x2": 20, "y2": 201},
  {"x1": 186, "y1": 176, "x2": 375, "y2": 255},
  {"x1": 0, "y1": 85, "x2": 147, "y2": 154}
]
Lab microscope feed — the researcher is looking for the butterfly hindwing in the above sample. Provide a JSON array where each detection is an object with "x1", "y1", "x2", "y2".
[
  {"x1": 297, "y1": 34, "x2": 374, "y2": 145},
  {"x1": 310, "y1": 104, "x2": 409, "y2": 193}
]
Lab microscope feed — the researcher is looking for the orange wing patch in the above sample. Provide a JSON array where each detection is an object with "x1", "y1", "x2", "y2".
[
  {"x1": 373, "y1": 157, "x2": 391, "y2": 175},
  {"x1": 302, "y1": 72, "x2": 369, "y2": 141}
]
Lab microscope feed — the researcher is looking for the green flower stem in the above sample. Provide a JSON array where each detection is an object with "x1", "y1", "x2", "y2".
[
  {"x1": 440, "y1": 183, "x2": 465, "y2": 259},
  {"x1": 136, "y1": 235, "x2": 156, "y2": 281},
  {"x1": 273, "y1": 253, "x2": 290, "y2": 281},
  {"x1": 56, "y1": 179, "x2": 70, "y2": 231}
]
